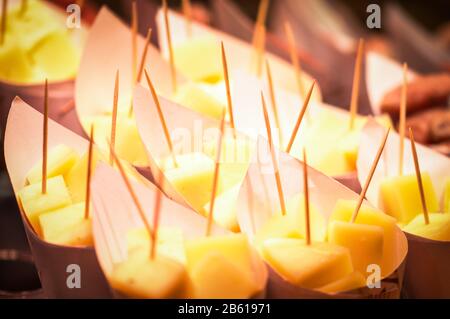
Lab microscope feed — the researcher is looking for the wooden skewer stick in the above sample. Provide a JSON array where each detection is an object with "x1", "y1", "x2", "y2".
[
  {"x1": 163, "y1": 0, "x2": 177, "y2": 93},
  {"x1": 151, "y1": 170, "x2": 164, "y2": 259},
  {"x1": 265, "y1": 59, "x2": 283, "y2": 147},
  {"x1": 255, "y1": 25, "x2": 266, "y2": 77},
  {"x1": 1, "y1": 0, "x2": 7, "y2": 46},
  {"x1": 84, "y1": 125, "x2": 95, "y2": 219},
  {"x1": 349, "y1": 38, "x2": 364, "y2": 130},
  {"x1": 221, "y1": 42, "x2": 236, "y2": 136},
  {"x1": 351, "y1": 128, "x2": 390, "y2": 223},
  {"x1": 302, "y1": 149, "x2": 311, "y2": 245},
  {"x1": 182, "y1": 0, "x2": 192, "y2": 37},
  {"x1": 110, "y1": 148, "x2": 155, "y2": 259},
  {"x1": 409, "y1": 128, "x2": 430, "y2": 225},
  {"x1": 286, "y1": 80, "x2": 315, "y2": 153},
  {"x1": 131, "y1": 0, "x2": 138, "y2": 87},
  {"x1": 261, "y1": 92, "x2": 287, "y2": 215},
  {"x1": 284, "y1": 21, "x2": 305, "y2": 98},
  {"x1": 20, "y1": 0, "x2": 27, "y2": 16},
  {"x1": 399, "y1": 63, "x2": 408, "y2": 176},
  {"x1": 42, "y1": 79, "x2": 48, "y2": 194},
  {"x1": 137, "y1": 28, "x2": 152, "y2": 83},
  {"x1": 251, "y1": 0, "x2": 269, "y2": 76},
  {"x1": 109, "y1": 70, "x2": 119, "y2": 165},
  {"x1": 144, "y1": 69, "x2": 178, "y2": 167},
  {"x1": 206, "y1": 111, "x2": 226, "y2": 237}
]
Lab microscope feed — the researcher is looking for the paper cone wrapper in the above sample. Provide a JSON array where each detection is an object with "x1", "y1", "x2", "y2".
[
  {"x1": 155, "y1": 7, "x2": 321, "y2": 100},
  {"x1": 365, "y1": 52, "x2": 418, "y2": 115},
  {"x1": 0, "y1": 0, "x2": 87, "y2": 137},
  {"x1": 91, "y1": 163, "x2": 267, "y2": 298},
  {"x1": 74, "y1": 7, "x2": 185, "y2": 170},
  {"x1": 235, "y1": 136, "x2": 407, "y2": 298},
  {"x1": 357, "y1": 119, "x2": 450, "y2": 298},
  {"x1": 4, "y1": 98, "x2": 111, "y2": 298},
  {"x1": 403, "y1": 233, "x2": 450, "y2": 298}
]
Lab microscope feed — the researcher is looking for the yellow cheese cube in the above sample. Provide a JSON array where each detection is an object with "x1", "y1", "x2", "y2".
[
  {"x1": 26, "y1": 145, "x2": 79, "y2": 185},
  {"x1": 173, "y1": 37, "x2": 222, "y2": 83},
  {"x1": 337, "y1": 130, "x2": 360, "y2": 172},
  {"x1": 173, "y1": 82, "x2": 225, "y2": 120},
  {"x1": 255, "y1": 194, "x2": 327, "y2": 246},
  {"x1": 318, "y1": 271, "x2": 366, "y2": 294},
  {"x1": 185, "y1": 234, "x2": 259, "y2": 299},
  {"x1": 328, "y1": 221, "x2": 384, "y2": 277},
  {"x1": 444, "y1": 179, "x2": 450, "y2": 214},
  {"x1": 65, "y1": 146, "x2": 106, "y2": 203},
  {"x1": 161, "y1": 152, "x2": 225, "y2": 214},
  {"x1": 403, "y1": 213, "x2": 450, "y2": 241},
  {"x1": 39, "y1": 202, "x2": 92, "y2": 246},
  {"x1": 203, "y1": 184, "x2": 241, "y2": 232},
  {"x1": 126, "y1": 227, "x2": 186, "y2": 264},
  {"x1": 330, "y1": 199, "x2": 397, "y2": 275},
  {"x1": 380, "y1": 173, "x2": 439, "y2": 224},
  {"x1": 83, "y1": 115, "x2": 149, "y2": 167},
  {"x1": 110, "y1": 250, "x2": 190, "y2": 299},
  {"x1": 189, "y1": 253, "x2": 259, "y2": 298},
  {"x1": 18, "y1": 175, "x2": 72, "y2": 234},
  {"x1": 0, "y1": 42, "x2": 33, "y2": 82},
  {"x1": 262, "y1": 238, "x2": 353, "y2": 289}
]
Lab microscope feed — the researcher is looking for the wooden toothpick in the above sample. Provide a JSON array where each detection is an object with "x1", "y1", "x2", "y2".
[
  {"x1": 1, "y1": 0, "x2": 7, "y2": 46},
  {"x1": 144, "y1": 69, "x2": 178, "y2": 167},
  {"x1": 151, "y1": 170, "x2": 164, "y2": 259},
  {"x1": 221, "y1": 42, "x2": 236, "y2": 136},
  {"x1": 399, "y1": 63, "x2": 408, "y2": 176},
  {"x1": 349, "y1": 38, "x2": 364, "y2": 130},
  {"x1": 206, "y1": 111, "x2": 226, "y2": 237},
  {"x1": 351, "y1": 128, "x2": 390, "y2": 223},
  {"x1": 286, "y1": 80, "x2": 315, "y2": 153},
  {"x1": 265, "y1": 59, "x2": 283, "y2": 147},
  {"x1": 137, "y1": 28, "x2": 152, "y2": 84},
  {"x1": 131, "y1": 0, "x2": 138, "y2": 87},
  {"x1": 42, "y1": 79, "x2": 48, "y2": 194},
  {"x1": 261, "y1": 92, "x2": 287, "y2": 215},
  {"x1": 409, "y1": 128, "x2": 429, "y2": 225},
  {"x1": 110, "y1": 148, "x2": 155, "y2": 259},
  {"x1": 182, "y1": 0, "x2": 192, "y2": 37},
  {"x1": 163, "y1": 0, "x2": 177, "y2": 93},
  {"x1": 302, "y1": 149, "x2": 311, "y2": 245},
  {"x1": 284, "y1": 21, "x2": 305, "y2": 98},
  {"x1": 251, "y1": 0, "x2": 269, "y2": 76},
  {"x1": 109, "y1": 70, "x2": 119, "y2": 165},
  {"x1": 84, "y1": 125, "x2": 95, "y2": 219}
]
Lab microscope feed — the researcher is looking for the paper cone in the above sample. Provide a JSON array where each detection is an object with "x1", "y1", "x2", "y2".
[
  {"x1": 91, "y1": 163, "x2": 267, "y2": 299},
  {"x1": 0, "y1": 1, "x2": 87, "y2": 137},
  {"x1": 3, "y1": 98, "x2": 111, "y2": 298},
  {"x1": 155, "y1": 7, "x2": 321, "y2": 100},
  {"x1": 357, "y1": 119, "x2": 450, "y2": 298},
  {"x1": 235, "y1": 136, "x2": 408, "y2": 298},
  {"x1": 365, "y1": 52, "x2": 418, "y2": 115}
]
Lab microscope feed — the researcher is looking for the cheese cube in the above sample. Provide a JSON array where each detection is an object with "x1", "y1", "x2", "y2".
[
  {"x1": 161, "y1": 152, "x2": 225, "y2": 214},
  {"x1": 203, "y1": 184, "x2": 241, "y2": 232},
  {"x1": 330, "y1": 199, "x2": 397, "y2": 276},
  {"x1": 126, "y1": 227, "x2": 186, "y2": 264},
  {"x1": 173, "y1": 37, "x2": 222, "y2": 83},
  {"x1": 380, "y1": 173, "x2": 439, "y2": 224},
  {"x1": 18, "y1": 175, "x2": 72, "y2": 234},
  {"x1": 39, "y1": 202, "x2": 92, "y2": 246},
  {"x1": 26, "y1": 145, "x2": 79, "y2": 185},
  {"x1": 444, "y1": 179, "x2": 450, "y2": 214},
  {"x1": 185, "y1": 234, "x2": 259, "y2": 298},
  {"x1": 403, "y1": 213, "x2": 450, "y2": 241},
  {"x1": 110, "y1": 250, "x2": 190, "y2": 299},
  {"x1": 0, "y1": 42, "x2": 33, "y2": 82},
  {"x1": 318, "y1": 271, "x2": 366, "y2": 294},
  {"x1": 262, "y1": 238, "x2": 353, "y2": 289},
  {"x1": 173, "y1": 82, "x2": 225, "y2": 120},
  {"x1": 328, "y1": 221, "x2": 384, "y2": 277}
]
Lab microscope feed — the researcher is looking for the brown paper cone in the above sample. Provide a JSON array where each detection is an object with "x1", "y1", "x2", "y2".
[
  {"x1": 235, "y1": 136, "x2": 408, "y2": 298},
  {"x1": 91, "y1": 163, "x2": 268, "y2": 298}
]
